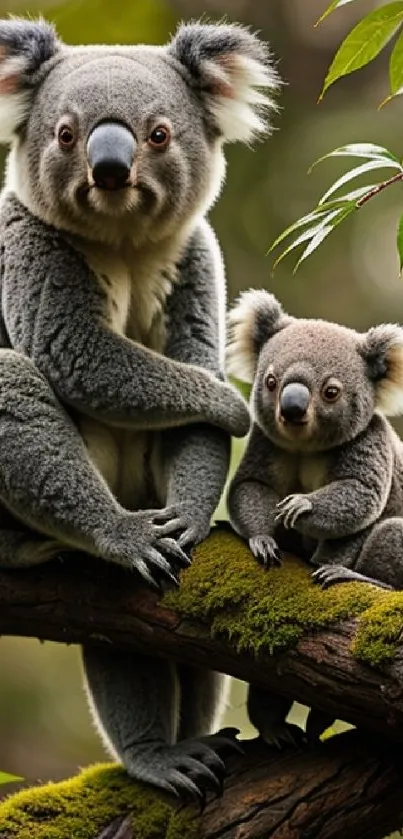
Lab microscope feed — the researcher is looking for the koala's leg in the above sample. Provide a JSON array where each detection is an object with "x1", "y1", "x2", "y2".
[
  {"x1": 311, "y1": 524, "x2": 400, "y2": 590},
  {"x1": 0, "y1": 350, "x2": 189, "y2": 584},
  {"x1": 82, "y1": 647, "x2": 241, "y2": 802},
  {"x1": 0, "y1": 529, "x2": 66, "y2": 568},
  {"x1": 247, "y1": 685, "x2": 305, "y2": 748},
  {"x1": 177, "y1": 665, "x2": 230, "y2": 740}
]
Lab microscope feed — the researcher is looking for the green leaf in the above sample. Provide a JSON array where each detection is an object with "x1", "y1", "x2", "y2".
[
  {"x1": 268, "y1": 208, "x2": 331, "y2": 254},
  {"x1": 272, "y1": 208, "x2": 345, "y2": 270},
  {"x1": 390, "y1": 27, "x2": 403, "y2": 92},
  {"x1": 316, "y1": 0, "x2": 359, "y2": 27},
  {"x1": 310, "y1": 143, "x2": 400, "y2": 171},
  {"x1": 293, "y1": 205, "x2": 355, "y2": 271},
  {"x1": 397, "y1": 213, "x2": 403, "y2": 272},
  {"x1": 319, "y1": 158, "x2": 403, "y2": 203},
  {"x1": 0, "y1": 772, "x2": 23, "y2": 785},
  {"x1": 320, "y1": 2, "x2": 403, "y2": 99}
]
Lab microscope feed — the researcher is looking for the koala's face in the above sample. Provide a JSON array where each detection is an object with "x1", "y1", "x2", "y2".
[
  {"x1": 0, "y1": 20, "x2": 279, "y2": 244},
  {"x1": 12, "y1": 50, "x2": 223, "y2": 243},
  {"x1": 253, "y1": 321, "x2": 377, "y2": 452},
  {"x1": 228, "y1": 290, "x2": 403, "y2": 453}
]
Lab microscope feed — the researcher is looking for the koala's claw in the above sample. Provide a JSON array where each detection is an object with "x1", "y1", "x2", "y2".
[
  {"x1": 249, "y1": 534, "x2": 282, "y2": 568},
  {"x1": 275, "y1": 494, "x2": 313, "y2": 529},
  {"x1": 126, "y1": 729, "x2": 242, "y2": 805},
  {"x1": 155, "y1": 503, "x2": 210, "y2": 552},
  {"x1": 312, "y1": 564, "x2": 393, "y2": 590}
]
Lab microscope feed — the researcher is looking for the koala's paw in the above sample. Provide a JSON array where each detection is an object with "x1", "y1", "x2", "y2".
[
  {"x1": 249, "y1": 534, "x2": 282, "y2": 568},
  {"x1": 275, "y1": 494, "x2": 313, "y2": 529},
  {"x1": 100, "y1": 506, "x2": 193, "y2": 590},
  {"x1": 155, "y1": 502, "x2": 210, "y2": 551},
  {"x1": 260, "y1": 721, "x2": 306, "y2": 750},
  {"x1": 124, "y1": 728, "x2": 243, "y2": 806},
  {"x1": 312, "y1": 564, "x2": 357, "y2": 589}
]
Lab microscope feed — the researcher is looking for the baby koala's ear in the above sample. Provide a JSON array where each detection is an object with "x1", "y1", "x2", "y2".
[
  {"x1": 0, "y1": 17, "x2": 60, "y2": 142},
  {"x1": 360, "y1": 323, "x2": 403, "y2": 416},
  {"x1": 226, "y1": 289, "x2": 292, "y2": 383}
]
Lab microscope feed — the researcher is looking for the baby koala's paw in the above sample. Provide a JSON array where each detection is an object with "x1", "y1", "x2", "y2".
[
  {"x1": 275, "y1": 494, "x2": 312, "y2": 530},
  {"x1": 249, "y1": 534, "x2": 282, "y2": 568}
]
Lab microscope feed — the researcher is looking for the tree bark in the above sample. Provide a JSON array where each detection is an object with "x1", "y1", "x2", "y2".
[
  {"x1": 1, "y1": 555, "x2": 403, "y2": 744},
  {"x1": 91, "y1": 732, "x2": 403, "y2": 839}
]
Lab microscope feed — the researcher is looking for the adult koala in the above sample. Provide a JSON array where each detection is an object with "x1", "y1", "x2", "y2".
[{"x1": 0, "y1": 19, "x2": 279, "y2": 799}]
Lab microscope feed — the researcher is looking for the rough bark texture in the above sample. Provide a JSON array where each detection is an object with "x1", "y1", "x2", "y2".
[
  {"x1": 1, "y1": 556, "x2": 403, "y2": 743},
  {"x1": 90, "y1": 732, "x2": 403, "y2": 839}
]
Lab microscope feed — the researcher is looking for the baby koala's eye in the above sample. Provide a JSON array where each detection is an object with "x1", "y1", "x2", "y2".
[
  {"x1": 57, "y1": 123, "x2": 76, "y2": 150},
  {"x1": 148, "y1": 125, "x2": 171, "y2": 150},
  {"x1": 265, "y1": 373, "x2": 277, "y2": 392},
  {"x1": 321, "y1": 379, "x2": 343, "y2": 403}
]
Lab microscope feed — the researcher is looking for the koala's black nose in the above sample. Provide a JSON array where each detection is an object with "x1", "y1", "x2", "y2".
[
  {"x1": 280, "y1": 383, "x2": 310, "y2": 424},
  {"x1": 87, "y1": 121, "x2": 136, "y2": 191}
]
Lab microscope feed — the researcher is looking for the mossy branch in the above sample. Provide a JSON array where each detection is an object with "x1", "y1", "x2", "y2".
[
  {"x1": 2, "y1": 528, "x2": 403, "y2": 743},
  {"x1": 2, "y1": 732, "x2": 403, "y2": 839}
]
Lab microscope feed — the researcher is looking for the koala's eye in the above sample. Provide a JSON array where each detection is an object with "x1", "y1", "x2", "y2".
[
  {"x1": 322, "y1": 379, "x2": 342, "y2": 402},
  {"x1": 57, "y1": 124, "x2": 76, "y2": 150},
  {"x1": 148, "y1": 125, "x2": 171, "y2": 150},
  {"x1": 265, "y1": 373, "x2": 277, "y2": 392}
]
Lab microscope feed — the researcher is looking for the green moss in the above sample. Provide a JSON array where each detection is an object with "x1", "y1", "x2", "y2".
[
  {"x1": 164, "y1": 527, "x2": 403, "y2": 667},
  {"x1": 0, "y1": 763, "x2": 200, "y2": 839}
]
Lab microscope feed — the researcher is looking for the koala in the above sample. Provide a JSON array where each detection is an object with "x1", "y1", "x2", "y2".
[
  {"x1": 0, "y1": 19, "x2": 280, "y2": 800},
  {"x1": 227, "y1": 289, "x2": 403, "y2": 745}
]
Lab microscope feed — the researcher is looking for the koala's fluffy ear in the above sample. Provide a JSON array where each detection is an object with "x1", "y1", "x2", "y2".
[
  {"x1": 226, "y1": 289, "x2": 292, "y2": 383},
  {"x1": 0, "y1": 18, "x2": 59, "y2": 142},
  {"x1": 360, "y1": 324, "x2": 403, "y2": 416},
  {"x1": 168, "y1": 22, "x2": 280, "y2": 143}
]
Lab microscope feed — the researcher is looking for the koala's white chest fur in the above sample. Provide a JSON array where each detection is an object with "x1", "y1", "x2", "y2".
[
  {"x1": 275, "y1": 451, "x2": 329, "y2": 496},
  {"x1": 75, "y1": 237, "x2": 179, "y2": 509}
]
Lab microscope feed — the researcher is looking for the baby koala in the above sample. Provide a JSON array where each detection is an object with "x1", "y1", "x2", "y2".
[{"x1": 226, "y1": 289, "x2": 403, "y2": 745}]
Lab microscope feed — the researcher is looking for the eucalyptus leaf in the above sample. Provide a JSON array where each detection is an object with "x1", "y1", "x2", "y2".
[
  {"x1": 268, "y1": 208, "x2": 331, "y2": 253},
  {"x1": 0, "y1": 772, "x2": 23, "y2": 785},
  {"x1": 390, "y1": 27, "x2": 403, "y2": 92},
  {"x1": 293, "y1": 205, "x2": 355, "y2": 271},
  {"x1": 319, "y1": 158, "x2": 403, "y2": 204},
  {"x1": 397, "y1": 213, "x2": 403, "y2": 272},
  {"x1": 316, "y1": 0, "x2": 359, "y2": 27},
  {"x1": 310, "y1": 143, "x2": 400, "y2": 171},
  {"x1": 320, "y1": 3, "x2": 403, "y2": 98},
  {"x1": 272, "y1": 209, "x2": 345, "y2": 270}
]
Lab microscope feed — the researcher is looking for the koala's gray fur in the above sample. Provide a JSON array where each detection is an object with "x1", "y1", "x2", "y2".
[
  {"x1": 227, "y1": 290, "x2": 403, "y2": 745},
  {"x1": 0, "y1": 19, "x2": 280, "y2": 799}
]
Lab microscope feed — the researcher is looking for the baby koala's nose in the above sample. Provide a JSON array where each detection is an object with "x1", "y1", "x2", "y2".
[{"x1": 280, "y1": 382, "x2": 310, "y2": 424}]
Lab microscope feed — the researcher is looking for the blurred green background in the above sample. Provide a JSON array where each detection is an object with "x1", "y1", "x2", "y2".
[{"x1": 0, "y1": 0, "x2": 402, "y2": 832}]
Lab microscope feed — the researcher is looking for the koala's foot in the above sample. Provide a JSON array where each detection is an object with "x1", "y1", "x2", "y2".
[
  {"x1": 124, "y1": 728, "x2": 243, "y2": 805},
  {"x1": 275, "y1": 494, "x2": 313, "y2": 529},
  {"x1": 249, "y1": 534, "x2": 282, "y2": 568},
  {"x1": 97, "y1": 505, "x2": 192, "y2": 589},
  {"x1": 312, "y1": 564, "x2": 393, "y2": 591}
]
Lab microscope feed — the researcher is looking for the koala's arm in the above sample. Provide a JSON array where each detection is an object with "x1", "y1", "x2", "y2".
[
  {"x1": 228, "y1": 424, "x2": 281, "y2": 547},
  {"x1": 160, "y1": 223, "x2": 231, "y2": 546},
  {"x1": 280, "y1": 415, "x2": 393, "y2": 540},
  {"x1": 0, "y1": 197, "x2": 249, "y2": 437}
]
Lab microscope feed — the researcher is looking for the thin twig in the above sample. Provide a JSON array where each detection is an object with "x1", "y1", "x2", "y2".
[{"x1": 356, "y1": 172, "x2": 403, "y2": 207}]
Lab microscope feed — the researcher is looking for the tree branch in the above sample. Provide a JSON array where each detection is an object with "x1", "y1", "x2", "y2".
[
  {"x1": 3, "y1": 733, "x2": 403, "y2": 839},
  {"x1": 1, "y1": 540, "x2": 403, "y2": 743}
]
